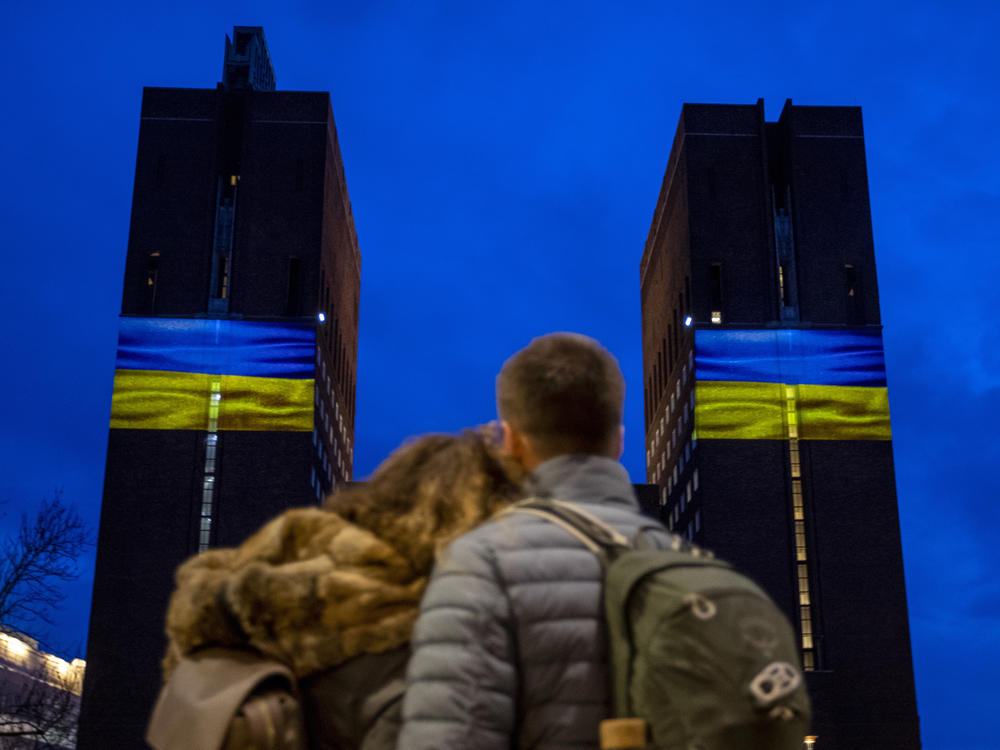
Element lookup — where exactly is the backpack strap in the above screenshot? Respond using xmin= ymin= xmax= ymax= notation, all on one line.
xmin=503 ymin=498 xmax=631 ymax=561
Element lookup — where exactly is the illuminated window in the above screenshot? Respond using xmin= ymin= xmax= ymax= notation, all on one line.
xmin=845 ymin=264 xmax=864 ymax=324
xmin=145 ymin=252 xmax=160 ymax=291
xmin=693 ymin=468 xmax=699 ymax=491
xmin=708 ymin=263 xmax=723 ymax=318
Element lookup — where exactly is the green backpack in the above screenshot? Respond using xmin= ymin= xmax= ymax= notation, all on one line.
xmin=511 ymin=498 xmax=811 ymax=750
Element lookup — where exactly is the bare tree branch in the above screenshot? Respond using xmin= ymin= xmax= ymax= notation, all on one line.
xmin=0 ymin=491 xmax=91 ymax=744
xmin=0 ymin=491 xmax=91 ymax=635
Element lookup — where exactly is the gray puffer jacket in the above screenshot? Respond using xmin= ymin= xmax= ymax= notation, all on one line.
xmin=397 ymin=454 xmax=668 ymax=750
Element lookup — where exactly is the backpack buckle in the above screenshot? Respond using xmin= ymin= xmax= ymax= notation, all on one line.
xmin=683 ymin=592 xmax=718 ymax=620
xmin=748 ymin=661 xmax=801 ymax=707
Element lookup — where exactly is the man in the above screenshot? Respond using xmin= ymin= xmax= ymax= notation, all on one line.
xmin=397 ymin=332 xmax=667 ymax=750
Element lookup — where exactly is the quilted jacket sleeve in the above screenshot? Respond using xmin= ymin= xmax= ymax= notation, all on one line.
xmin=396 ymin=527 xmax=516 ymax=750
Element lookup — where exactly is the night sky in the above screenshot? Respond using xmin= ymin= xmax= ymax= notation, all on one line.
xmin=1 ymin=3 xmax=997 ymax=749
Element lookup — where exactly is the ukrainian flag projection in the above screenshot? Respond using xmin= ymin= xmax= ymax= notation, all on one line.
xmin=694 ymin=329 xmax=891 ymax=440
xmin=110 ymin=318 xmax=315 ymax=432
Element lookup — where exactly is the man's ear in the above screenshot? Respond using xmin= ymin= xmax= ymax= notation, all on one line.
xmin=500 ymin=420 xmax=521 ymax=459
xmin=502 ymin=420 xmax=543 ymax=470
xmin=617 ymin=424 xmax=625 ymax=459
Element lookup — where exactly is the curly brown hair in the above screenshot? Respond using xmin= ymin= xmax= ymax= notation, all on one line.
xmin=325 ymin=429 xmax=526 ymax=574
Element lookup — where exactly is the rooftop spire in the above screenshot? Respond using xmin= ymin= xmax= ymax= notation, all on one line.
xmin=222 ymin=26 xmax=276 ymax=92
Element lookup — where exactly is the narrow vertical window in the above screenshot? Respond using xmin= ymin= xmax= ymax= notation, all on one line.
xmin=845 ymin=264 xmax=864 ymax=324
xmin=672 ymin=308 xmax=679 ymax=359
xmin=709 ymin=263 xmax=723 ymax=324
xmin=286 ymin=256 xmax=302 ymax=315
xmin=215 ymin=253 xmax=230 ymax=299
xmin=145 ymin=252 xmax=160 ymax=314
xmin=155 ymin=155 xmax=166 ymax=189
xmin=199 ymin=382 xmax=222 ymax=553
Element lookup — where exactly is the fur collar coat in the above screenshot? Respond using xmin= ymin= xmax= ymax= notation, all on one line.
xmin=163 ymin=507 xmax=426 ymax=680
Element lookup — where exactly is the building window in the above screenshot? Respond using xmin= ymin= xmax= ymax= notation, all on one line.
xmin=845 ymin=263 xmax=865 ymax=324
xmin=145 ymin=252 xmax=160 ymax=313
xmin=672 ymin=308 xmax=679 ymax=362
xmin=693 ymin=468 xmax=699 ymax=492
xmin=286 ymin=256 xmax=302 ymax=315
xmin=155 ymin=154 xmax=166 ymax=188
xmin=708 ymin=263 xmax=723 ymax=322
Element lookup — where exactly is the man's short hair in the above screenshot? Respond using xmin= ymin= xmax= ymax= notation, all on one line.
xmin=496 ymin=332 xmax=625 ymax=457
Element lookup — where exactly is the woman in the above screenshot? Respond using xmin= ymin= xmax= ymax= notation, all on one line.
xmin=149 ymin=429 xmax=523 ymax=750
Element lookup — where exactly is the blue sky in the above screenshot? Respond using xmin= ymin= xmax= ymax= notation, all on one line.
xmin=0 ymin=2 xmax=997 ymax=748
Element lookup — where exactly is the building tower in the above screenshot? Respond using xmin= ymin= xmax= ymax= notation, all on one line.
xmin=77 ymin=27 xmax=361 ymax=748
xmin=640 ymin=100 xmax=920 ymax=749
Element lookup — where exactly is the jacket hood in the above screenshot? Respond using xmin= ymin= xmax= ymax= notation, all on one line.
xmin=164 ymin=508 xmax=425 ymax=680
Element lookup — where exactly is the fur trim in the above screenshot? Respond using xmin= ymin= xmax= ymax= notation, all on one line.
xmin=164 ymin=508 xmax=425 ymax=679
